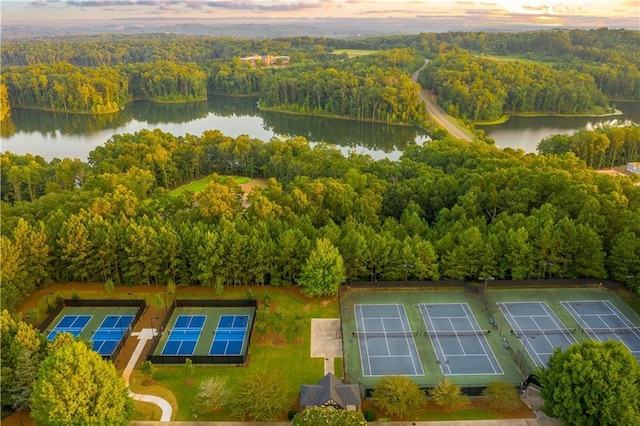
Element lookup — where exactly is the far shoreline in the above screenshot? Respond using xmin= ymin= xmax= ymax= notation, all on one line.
xmin=475 ymin=108 xmax=624 ymax=126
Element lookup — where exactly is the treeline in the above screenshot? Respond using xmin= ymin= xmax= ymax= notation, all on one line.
xmin=351 ymin=29 xmax=640 ymax=101
xmin=124 ymin=61 xmax=208 ymax=102
xmin=0 ymin=83 xmax=9 ymax=120
xmin=2 ymin=131 xmax=639 ymax=310
xmin=418 ymin=50 xmax=609 ymax=122
xmin=2 ymin=63 xmax=131 ymax=114
xmin=538 ymin=124 xmax=640 ymax=168
xmin=260 ymin=49 xmax=426 ymax=124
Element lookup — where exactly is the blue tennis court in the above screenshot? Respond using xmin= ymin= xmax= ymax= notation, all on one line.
xmin=420 ymin=303 xmax=503 ymax=375
xmin=47 ymin=315 xmax=92 ymax=341
xmin=91 ymin=315 xmax=134 ymax=356
xmin=499 ymin=301 xmax=577 ymax=367
xmin=563 ymin=300 xmax=640 ymax=361
xmin=162 ymin=315 xmax=206 ymax=356
xmin=210 ymin=315 xmax=249 ymax=355
xmin=355 ymin=304 xmax=424 ymax=377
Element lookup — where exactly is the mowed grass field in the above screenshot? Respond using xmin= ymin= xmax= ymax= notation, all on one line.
xmin=333 ymin=49 xmax=376 ymax=58
xmin=168 ymin=175 xmax=250 ymax=197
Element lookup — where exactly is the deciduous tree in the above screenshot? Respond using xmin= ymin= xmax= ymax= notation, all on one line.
xmin=372 ymin=375 xmax=426 ymax=419
xmin=539 ymin=340 xmax=640 ymax=426
xmin=30 ymin=339 xmax=133 ymax=425
xmin=298 ymin=237 xmax=345 ymax=297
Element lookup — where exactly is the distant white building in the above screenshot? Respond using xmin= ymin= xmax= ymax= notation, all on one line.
xmin=240 ymin=54 xmax=290 ymax=67
xmin=627 ymin=163 xmax=640 ymax=175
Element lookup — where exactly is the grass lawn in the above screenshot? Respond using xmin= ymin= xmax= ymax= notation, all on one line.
xmin=168 ymin=174 xmax=250 ymax=197
xmin=131 ymin=286 xmax=336 ymax=421
xmin=333 ymin=49 xmax=376 ymax=58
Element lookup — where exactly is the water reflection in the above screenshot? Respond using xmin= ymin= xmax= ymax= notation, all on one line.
xmin=1 ymin=95 xmax=429 ymax=161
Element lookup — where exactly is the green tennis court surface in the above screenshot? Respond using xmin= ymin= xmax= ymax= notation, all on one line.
xmin=340 ymin=286 xmax=640 ymax=391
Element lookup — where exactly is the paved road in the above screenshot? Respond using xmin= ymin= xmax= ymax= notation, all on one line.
xmin=411 ymin=60 xmax=474 ymax=142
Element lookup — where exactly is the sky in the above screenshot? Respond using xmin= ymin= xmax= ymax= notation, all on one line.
xmin=1 ymin=0 xmax=638 ymax=27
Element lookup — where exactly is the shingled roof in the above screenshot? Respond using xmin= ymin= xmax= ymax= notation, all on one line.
xmin=300 ymin=373 xmax=361 ymax=410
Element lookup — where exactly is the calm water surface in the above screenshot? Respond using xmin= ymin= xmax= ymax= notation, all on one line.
xmin=2 ymin=96 xmax=638 ymax=161
xmin=1 ymin=96 xmax=428 ymax=161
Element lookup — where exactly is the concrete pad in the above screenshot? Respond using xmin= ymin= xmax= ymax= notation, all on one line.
xmin=310 ymin=318 xmax=343 ymax=375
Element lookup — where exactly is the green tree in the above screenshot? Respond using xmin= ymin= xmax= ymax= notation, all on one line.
xmin=298 ymin=237 xmax=345 ymax=297
xmin=0 ymin=310 xmax=48 ymax=417
xmin=539 ymin=340 xmax=640 ymax=426
xmin=140 ymin=360 xmax=157 ymax=383
xmin=372 ymin=375 xmax=426 ymax=419
xmin=192 ymin=377 xmax=227 ymax=415
xmin=481 ymin=381 xmax=521 ymax=412
xmin=293 ymin=406 xmax=366 ymax=425
xmin=228 ymin=371 xmax=290 ymax=421
xmin=429 ymin=378 xmax=469 ymax=412
xmin=30 ymin=339 xmax=133 ymax=425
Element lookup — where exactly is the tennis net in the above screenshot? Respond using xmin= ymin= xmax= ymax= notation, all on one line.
xmin=352 ymin=331 xmax=418 ymax=338
xmin=583 ymin=327 xmax=640 ymax=335
xmin=425 ymin=329 xmax=490 ymax=337
xmin=511 ymin=328 xmax=576 ymax=337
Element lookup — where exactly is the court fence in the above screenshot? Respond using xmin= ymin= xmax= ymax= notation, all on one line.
xmin=38 ymin=299 xmax=147 ymax=361
xmin=146 ymin=298 xmax=257 ymax=365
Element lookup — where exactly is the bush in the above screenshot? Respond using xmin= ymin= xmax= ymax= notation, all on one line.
xmin=482 ymin=381 xmax=521 ymax=412
xmin=373 ymin=375 xmax=425 ymax=419
xmin=429 ymin=378 xmax=469 ymax=412
xmin=364 ymin=407 xmax=376 ymax=421
xmin=287 ymin=410 xmax=298 ymax=421
xmin=71 ymin=291 xmax=80 ymax=300
xmin=192 ymin=377 xmax=227 ymax=415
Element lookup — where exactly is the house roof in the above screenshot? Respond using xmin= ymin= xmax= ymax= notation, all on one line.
xmin=300 ymin=373 xmax=361 ymax=408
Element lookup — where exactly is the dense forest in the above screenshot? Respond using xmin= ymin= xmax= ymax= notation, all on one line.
xmin=2 ymin=130 xmax=639 ymax=312
xmin=418 ymin=50 xmax=609 ymax=121
xmin=1 ymin=29 xmax=638 ymax=122
xmin=538 ymin=125 xmax=640 ymax=168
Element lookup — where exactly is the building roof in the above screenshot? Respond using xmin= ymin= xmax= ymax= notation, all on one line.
xmin=300 ymin=373 xmax=361 ymax=408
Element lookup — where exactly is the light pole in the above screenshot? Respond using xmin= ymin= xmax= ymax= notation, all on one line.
xmin=45 ymin=292 xmax=54 ymax=313
xmin=150 ymin=316 xmax=159 ymax=337
xmin=403 ymin=264 xmax=414 ymax=281
xmin=627 ymin=275 xmax=636 ymax=295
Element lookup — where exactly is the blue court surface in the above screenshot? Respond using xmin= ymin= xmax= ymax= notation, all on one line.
xmin=91 ymin=315 xmax=135 ymax=356
xmin=420 ymin=303 xmax=503 ymax=375
xmin=47 ymin=315 xmax=92 ymax=341
xmin=162 ymin=315 xmax=206 ymax=356
xmin=498 ymin=301 xmax=577 ymax=367
xmin=355 ymin=304 xmax=424 ymax=377
xmin=210 ymin=315 xmax=249 ymax=355
xmin=562 ymin=300 xmax=640 ymax=361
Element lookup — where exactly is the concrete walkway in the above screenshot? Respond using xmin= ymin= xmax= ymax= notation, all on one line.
xmin=124 ymin=328 xmax=173 ymax=422
xmin=310 ymin=318 xmax=343 ymax=375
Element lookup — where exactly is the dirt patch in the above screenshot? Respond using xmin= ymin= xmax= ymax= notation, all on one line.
xmin=239 ymin=177 xmax=267 ymax=194
xmin=183 ymin=378 xmax=195 ymax=387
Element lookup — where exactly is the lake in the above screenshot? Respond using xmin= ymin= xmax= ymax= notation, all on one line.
xmin=1 ymin=96 xmax=638 ymax=161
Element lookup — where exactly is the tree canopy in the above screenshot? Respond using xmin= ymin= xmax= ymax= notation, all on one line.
xmin=30 ymin=338 xmax=134 ymax=426
xmin=292 ymin=407 xmax=366 ymax=426
xmin=372 ymin=375 xmax=426 ymax=419
xmin=539 ymin=340 xmax=640 ymax=426
xmin=228 ymin=371 xmax=291 ymax=422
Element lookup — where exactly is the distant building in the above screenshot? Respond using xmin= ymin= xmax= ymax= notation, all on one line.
xmin=299 ymin=373 xmax=361 ymax=412
xmin=627 ymin=162 xmax=640 ymax=175
xmin=240 ymin=54 xmax=290 ymax=67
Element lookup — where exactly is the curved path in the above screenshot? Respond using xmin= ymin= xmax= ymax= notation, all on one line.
xmin=123 ymin=329 xmax=173 ymax=422
xmin=412 ymin=60 xmax=474 ymax=142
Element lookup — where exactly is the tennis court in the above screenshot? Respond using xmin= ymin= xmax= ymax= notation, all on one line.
xmin=161 ymin=315 xmax=206 ymax=356
xmin=563 ymin=300 xmax=640 ymax=361
xmin=91 ymin=315 xmax=135 ymax=356
xmin=355 ymin=304 xmax=424 ymax=376
xmin=498 ymin=301 xmax=577 ymax=367
xmin=47 ymin=315 xmax=92 ymax=340
xmin=210 ymin=315 xmax=249 ymax=355
xmin=419 ymin=303 xmax=503 ymax=375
